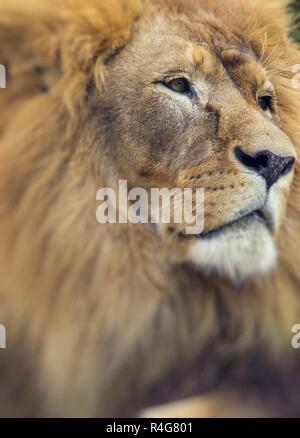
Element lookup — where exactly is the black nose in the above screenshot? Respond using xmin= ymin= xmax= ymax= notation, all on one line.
xmin=234 ymin=147 xmax=295 ymax=189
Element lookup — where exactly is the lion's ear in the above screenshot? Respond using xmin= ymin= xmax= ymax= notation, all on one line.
xmin=0 ymin=1 xmax=62 ymax=95
xmin=0 ymin=0 xmax=141 ymax=97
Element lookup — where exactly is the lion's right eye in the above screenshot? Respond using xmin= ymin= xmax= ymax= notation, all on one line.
xmin=164 ymin=78 xmax=192 ymax=95
xmin=258 ymin=95 xmax=273 ymax=112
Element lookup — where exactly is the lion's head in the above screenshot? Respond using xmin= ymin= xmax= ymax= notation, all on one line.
xmin=97 ymin=1 xmax=297 ymax=283
xmin=0 ymin=0 xmax=298 ymax=287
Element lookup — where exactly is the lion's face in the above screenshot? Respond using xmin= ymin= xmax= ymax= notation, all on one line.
xmin=99 ymin=11 xmax=296 ymax=283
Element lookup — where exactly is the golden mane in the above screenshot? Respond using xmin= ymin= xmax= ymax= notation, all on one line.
xmin=0 ymin=0 xmax=300 ymax=416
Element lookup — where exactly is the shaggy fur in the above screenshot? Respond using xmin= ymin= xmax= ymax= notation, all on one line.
xmin=1 ymin=0 xmax=300 ymax=417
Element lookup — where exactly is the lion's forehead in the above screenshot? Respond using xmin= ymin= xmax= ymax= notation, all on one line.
xmin=132 ymin=13 xmax=266 ymax=92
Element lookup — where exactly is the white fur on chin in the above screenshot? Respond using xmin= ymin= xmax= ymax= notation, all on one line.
xmin=187 ymin=219 xmax=278 ymax=285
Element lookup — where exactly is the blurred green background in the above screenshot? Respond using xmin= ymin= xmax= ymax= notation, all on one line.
xmin=292 ymin=0 xmax=300 ymax=41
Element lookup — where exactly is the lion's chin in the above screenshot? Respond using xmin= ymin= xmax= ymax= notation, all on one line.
xmin=186 ymin=215 xmax=278 ymax=285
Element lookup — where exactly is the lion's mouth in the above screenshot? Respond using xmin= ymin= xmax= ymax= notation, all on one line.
xmin=201 ymin=209 xmax=273 ymax=240
xmin=174 ymin=208 xmax=274 ymax=241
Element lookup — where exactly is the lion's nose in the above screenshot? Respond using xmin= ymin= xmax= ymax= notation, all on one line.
xmin=234 ymin=147 xmax=295 ymax=189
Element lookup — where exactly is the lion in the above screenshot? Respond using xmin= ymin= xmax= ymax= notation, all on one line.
xmin=1 ymin=0 xmax=300 ymax=417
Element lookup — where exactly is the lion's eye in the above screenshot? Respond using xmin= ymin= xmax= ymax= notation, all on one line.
xmin=258 ymin=95 xmax=273 ymax=112
xmin=164 ymin=78 xmax=192 ymax=95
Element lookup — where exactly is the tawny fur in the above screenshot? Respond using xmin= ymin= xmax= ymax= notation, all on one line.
xmin=0 ymin=0 xmax=300 ymax=417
